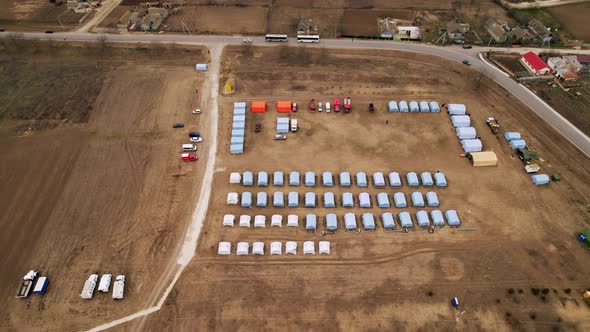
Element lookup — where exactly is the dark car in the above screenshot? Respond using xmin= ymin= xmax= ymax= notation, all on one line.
xmin=462 ymin=45 xmax=472 ymax=49
xmin=45 ymin=30 xmax=54 ymax=34
xmin=188 ymin=131 xmax=201 ymax=138
xmin=0 ymin=28 xmax=5 ymax=32
xmin=462 ymin=60 xmax=471 ymax=66
xmin=368 ymin=103 xmax=375 ymax=112
xmin=255 ymin=122 xmax=261 ymax=133
xmin=172 ymin=123 xmax=185 ymax=128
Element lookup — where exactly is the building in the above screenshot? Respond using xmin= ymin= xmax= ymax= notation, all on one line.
xmin=577 ymin=55 xmax=590 ymax=65
xmin=520 ymin=52 xmax=550 ymax=75
xmin=486 ymin=21 xmax=509 ymax=43
xmin=547 ymin=56 xmax=582 ymax=80
xmin=510 ymin=27 xmax=532 ymax=43
xmin=396 ymin=26 xmax=421 ymax=40
xmin=528 ymin=19 xmax=550 ymax=40
xmin=444 ymin=21 xmax=470 ymax=40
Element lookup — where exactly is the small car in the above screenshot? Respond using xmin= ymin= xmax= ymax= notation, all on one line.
xmin=192 ymin=109 xmax=201 ymax=114
xmin=462 ymin=45 xmax=472 ymax=49
xmin=190 ymin=137 xmax=203 ymax=143
xmin=318 ymin=102 xmax=323 ymax=112
xmin=368 ymin=103 xmax=375 ymax=112
xmin=462 ymin=60 xmax=472 ymax=66
xmin=255 ymin=122 xmax=261 ymax=133
xmin=173 ymin=123 xmax=185 ymax=128
xmin=326 ymin=102 xmax=331 ymax=113
xmin=243 ymin=37 xmax=253 ymax=43
xmin=188 ymin=131 xmax=201 ymax=138
xmin=291 ymin=102 xmax=298 ymax=112
xmin=45 ymin=30 xmax=54 ymax=34
xmin=274 ymin=134 xmax=287 ymax=140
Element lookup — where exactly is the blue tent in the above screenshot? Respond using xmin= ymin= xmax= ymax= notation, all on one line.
xmin=305 ymin=192 xmax=316 ymax=207
xmin=273 ymin=192 xmax=284 ymax=207
xmin=416 ymin=210 xmax=430 ymax=227
xmin=231 ymin=129 xmax=245 ymax=137
xmin=510 ymin=139 xmax=526 ymax=150
xmin=373 ymin=172 xmax=386 ymax=187
xmin=381 ymin=212 xmax=395 ymax=228
xmin=362 ymin=213 xmax=376 ymax=230
xmin=388 ymin=101 xmax=399 ymax=112
xmin=393 ymin=192 xmax=407 ymax=208
xmin=342 ymin=192 xmax=354 ymax=208
xmin=231 ymin=136 xmax=244 ymax=145
xmin=233 ymin=108 xmax=246 ymax=115
xmin=288 ymin=192 xmax=299 ymax=207
xmin=445 ymin=210 xmax=461 ymax=226
xmin=256 ymin=192 xmax=267 ymax=207
xmin=434 ymin=172 xmax=447 ymax=187
xmin=411 ymin=192 xmax=425 ymax=207
xmin=339 ymin=172 xmax=351 ymax=187
xmin=304 ymin=172 xmax=316 ymax=187
xmin=243 ymin=171 xmax=254 ymax=186
xmin=429 ymin=101 xmax=441 ymax=112
xmin=419 ymin=101 xmax=430 ymax=112
xmin=233 ymin=114 xmax=246 ymax=122
xmin=420 ymin=172 xmax=434 ymax=186
xmin=232 ymin=122 xmax=245 ymax=130
xmin=324 ymin=192 xmax=336 ymax=208
xmin=234 ymin=101 xmax=246 ymax=109
xmin=326 ymin=213 xmax=338 ymax=230
xmin=344 ymin=213 xmax=357 ymax=230
xmin=504 ymin=132 xmax=521 ymax=141
xmin=377 ymin=192 xmax=390 ymax=208
xmin=426 ymin=191 xmax=439 ymax=207
xmin=306 ymin=214 xmax=317 ymax=230
xmin=229 ymin=144 xmax=244 ymax=154
xmin=430 ymin=210 xmax=445 ymax=226
xmin=289 ymin=171 xmax=300 ymax=186
xmin=359 ymin=192 xmax=371 ymax=208
xmin=388 ymin=172 xmax=402 ymax=187
xmin=409 ymin=101 xmax=419 ymax=112
xmin=399 ymin=100 xmax=409 ymax=112
xmin=322 ymin=172 xmax=334 ymax=186
xmin=257 ymin=171 xmax=268 ymax=186
xmin=406 ymin=172 xmax=419 ymax=187
xmin=241 ymin=192 xmax=252 ymax=208
xmin=398 ymin=212 xmax=413 ymax=228
xmin=273 ymin=171 xmax=284 ymax=186
xmin=531 ymin=174 xmax=550 ymax=186
xmin=356 ymin=172 xmax=368 ymax=187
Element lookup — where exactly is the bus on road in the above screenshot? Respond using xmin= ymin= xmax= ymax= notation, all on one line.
xmin=296 ymin=35 xmax=320 ymax=43
xmin=265 ymin=34 xmax=288 ymax=42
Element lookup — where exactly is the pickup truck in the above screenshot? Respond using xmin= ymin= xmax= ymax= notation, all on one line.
xmin=16 ymin=270 xmax=38 ymax=298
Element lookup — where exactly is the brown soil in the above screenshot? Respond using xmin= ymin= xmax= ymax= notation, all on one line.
xmin=548 ymin=3 xmax=590 ymax=41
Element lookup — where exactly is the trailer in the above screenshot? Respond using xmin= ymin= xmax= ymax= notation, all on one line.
xmin=344 ymin=97 xmax=351 ymax=112
xmin=112 ymin=275 xmax=125 ymax=300
xmin=81 ymin=274 xmax=99 ymax=299
xmin=16 ymin=270 xmax=38 ymax=298
xmin=33 ymin=276 xmax=49 ymax=295
xmin=98 ymin=274 xmax=112 ymax=293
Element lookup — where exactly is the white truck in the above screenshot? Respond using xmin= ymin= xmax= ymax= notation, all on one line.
xmin=98 ymin=274 xmax=112 ymax=293
xmin=16 ymin=270 xmax=38 ymax=298
xmin=112 ymin=275 xmax=125 ymax=300
xmin=290 ymin=119 xmax=298 ymax=132
xmin=81 ymin=274 xmax=99 ymax=299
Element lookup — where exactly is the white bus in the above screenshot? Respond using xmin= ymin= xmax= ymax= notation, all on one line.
xmin=296 ymin=35 xmax=320 ymax=43
xmin=265 ymin=34 xmax=288 ymax=42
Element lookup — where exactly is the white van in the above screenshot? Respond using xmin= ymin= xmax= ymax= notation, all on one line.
xmin=182 ymin=144 xmax=197 ymax=151
xmin=326 ymin=102 xmax=331 ymax=113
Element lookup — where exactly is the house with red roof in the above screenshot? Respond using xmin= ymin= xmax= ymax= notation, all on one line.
xmin=520 ymin=52 xmax=550 ymax=75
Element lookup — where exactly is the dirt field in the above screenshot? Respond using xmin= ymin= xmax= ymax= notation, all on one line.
xmin=548 ymin=3 xmax=590 ymax=41
xmin=123 ymin=46 xmax=590 ymax=330
xmin=163 ymin=6 xmax=267 ymax=34
xmin=0 ymin=41 xmax=210 ymax=330
xmin=0 ymin=0 xmax=87 ymax=30
xmin=342 ymin=9 xmax=413 ymax=36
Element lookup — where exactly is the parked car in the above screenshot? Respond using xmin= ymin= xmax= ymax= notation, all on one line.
xmin=173 ymin=123 xmax=185 ymax=128
xmin=182 ymin=144 xmax=197 ymax=151
xmin=368 ymin=103 xmax=375 ymax=112
xmin=0 ymin=27 xmax=5 ymax=32
xmin=291 ymin=102 xmax=298 ymax=112
xmin=462 ymin=60 xmax=471 ymax=66
xmin=190 ymin=137 xmax=203 ymax=143
xmin=318 ymin=102 xmax=323 ymax=112
xmin=181 ymin=153 xmax=198 ymax=161
xmin=326 ymin=102 xmax=331 ymax=113
xmin=188 ymin=131 xmax=200 ymax=138
xmin=274 ymin=134 xmax=287 ymax=140
xmin=255 ymin=122 xmax=261 ymax=133
xmin=462 ymin=45 xmax=472 ymax=49
xmin=45 ymin=30 xmax=54 ymax=34
xmin=192 ymin=109 xmax=201 ymax=114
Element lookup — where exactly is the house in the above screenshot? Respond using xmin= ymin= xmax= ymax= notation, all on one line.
xmin=528 ymin=19 xmax=550 ymax=40
xmin=486 ymin=21 xmax=509 ymax=43
xmin=520 ymin=52 xmax=550 ymax=75
xmin=510 ymin=27 xmax=532 ymax=42
xmin=396 ymin=26 xmax=421 ymax=40
xmin=117 ymin=11 xmax=132 ymax=29
xmin=547 ymin=56 xmax=582 ymax=80
xmin=577 ymin=55 xmax=590 ymax=65
xmin=444 ymin=21 xmax=470 ymax=40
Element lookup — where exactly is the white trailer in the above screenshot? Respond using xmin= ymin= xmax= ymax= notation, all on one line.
xmin=290 ymin=119 xmax=298 ymax=132
xmin=98 ymin=274 xmax=112 ymax=293
xmin=80 ymin=274 xmax=99 ymax=299
xmin=112 ymin=275 xmax=125 ymax=300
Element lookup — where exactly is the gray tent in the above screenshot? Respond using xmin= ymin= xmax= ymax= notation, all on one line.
xmin=273 ymin=192 xmax=284 ymax=207
xmin=305 ymin=192 xmax=316 ymax=208
xmin=393 ymin=192 xmax=407 ymax=208
xmin=241 ymin=192 xmax=252 ymax=208
xmin=356 ymin=172 xmax=368 ymax=187
xmin=377 ymin=192 xmax=390 ymax=208
xmin=288 ymin=192 xmax=299 ymax=207
xmin=411 ymin=192 xmax=425 ymax=207
xmin=304 ymin=172 xmax=316 ymax=187
xmin=289 ymin=171 xmax=300 ymax=186
xmin=323 ymin=192 xmax=336 ymax=208
xmin=398 ymin=212 xmax=413 ymax=228
xmin=344 ymin=213 xmax=357 ymax=230
xmin=419 ymin=101 xmax=430 ymax=112
xmin=339 ymin=172 xmax=351 ymax=187
xmin=430 ymin=210 xmax=445 ymax=226
xmin=362 ymin=213 xmax=376 ymax=230
xmin=416 ymin=210 xmax=430 ymax=227
xmin=359 ymin=192 xmax=371 ymax=208
xmin=381 ymin=212 xmax=395 ymax=229
xmin=426 ymin=191 xmax=439 ymax=207
xmin=409 ymin=101 xmax=419 ymax=112
xmin=306 ymin=214 xmax=317 ymax=230
xmin=342 ymin=192 xmax=354 ymax=208
xmin=273 ymin=171 xmax=284 ymax=186
xmin=256 ymin=192 xmax=267 ymax=207
xmin=373 ymin=172 xmax=386 ymax=187
xmin=445 ymin=210 xmax=461 ymax=226
xmin=322 ymin=172 xmax=334 ymax=186
xmin=326 ymin=213 xmax=338 ymax=230
xmin=399 ymin=100 xmax=409 ymax=112
xmin=257 ymin=171 xmax=268 ymax=186
xmin=388 ymin=172 xmax=402 ymax=187
xmin=420 ymin=172 xmax=434 ymax=187
xmin=243 ymin=171 xmax=254 ymax=186
xmin=434 ymin=172 xmax=447 ymax=187
xmin=406 ymin=172 xmax=419 ymax=187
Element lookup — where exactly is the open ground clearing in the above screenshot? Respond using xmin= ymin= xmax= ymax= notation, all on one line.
xmin=126 ymin=46 xmax=590 ymax=330
xmin=0 ymin=41 xmax=210 ymax=330
xmin=0 ymin=0 xmax=89 ymax=31
xmin=548 ymin=3 xmax=590 ymax=41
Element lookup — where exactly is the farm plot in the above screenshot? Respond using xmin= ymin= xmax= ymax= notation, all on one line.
xmin=548 ymin=3 xmax=590 ymax=41
xmin=163 ymin=6 xmax=267 ymax=34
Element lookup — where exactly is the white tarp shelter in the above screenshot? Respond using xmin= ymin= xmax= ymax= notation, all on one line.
xmin=419 ymin=101 xmax=430 ymax=112
xmin=305 ymin=192 xmax=316 ymax=208
xmin=406 ymin=172 xmax=419 ymax=187
xmin=434 ymin=172 xmax=447 ymax=187
xmin=456 ymin=127 xmax=477 ymax=140
xmin=426 ymin=191 xmax=439 ymax=207
xmin=377 ymin=192 xmax=390 ymax=208
xmin=398 ymin=212 xmax=413 ymax=228
xmin=306 ymin=214 xmax=317 ymax=230
xmin=388 ymin=172 xmax=402 ymax=187
xmin=236 ymin=242 xmax=249 ymax=255
xmin=318 ymin=241 xmax=330 ymax=255
xmin=510 ymin=139 xmax=526 ymax=150
xmin=322 ymin=172 xmax=334 ymax=186
xmin=285 ymin=241 xmax=297 ymax=255
xmin=288 ymin=192 xmax=299 ymax=207
xmin=447 ymin=104 xmax=466 ymax=115
xmin=270 ymin=241 xmax=282 ymax=255
xmin=373 ymin=172 xmax=386 ymax=187
xmin=342 ymin=192 xmax=354 ymax=207
xmin=445 ymin=210 xmax=461 ymax=226
xmin=326 ymin=214 xmax=338 ymax=230
xmin=273 ymin=171 xmax=284 ymax=186
xmin=362 ymin=213 xmax=376 ymax=230
xmin=452 ymin=115 xmax=471 ymax=128
xmin=254 ymin=215 xmax=266 ymax=228
xmin=239 ymin=215 xmax=251 ymax=227
xmin=359 ymin=192 xmax=371 ymax=208
xmin=273 ymin=192 xmax=284 ymax=207
xmin=227 ymin=192 xmax=238 ymax=205
xmin=504 ymin=132 xmax=521 ymax=141
xmin=303 ymin=241 xmax=315 ymax=255
xmin=344 ymin=213 xmax=357 ymax=230
xmin=289 ymin=171 xmax=300 ymax=186
xmin=252 ymin=242 xmax=264 ymax=255
xmin=531 ymin=174 xmax=550 ymax=186
xmin=340 ymin=172 xmax=351 ymax=187
xmin=218 ymin=242 xmax=231 ymax=255
xmin=416 ymin=210 xmax=430 ymax=227
xmin=381 ymin=212 xmax=395 ymax=228
xmin=409 ymin=101 xmax=419 ymax=112
xmin=287 ymin=214 xmax=299 ymax=227
xmin=461 ymin=139 xmax=483 ymax=153
xmin=256 ymin=192 xmax=267 ymax=207
xmin=324 ymin=192 xmax=336 ymax=208
xmin=305 ymin=172 xmax=316 ymax=187
xmin=229 ymin=172 xmax=241 ymax=184
xmin=258 ymin=171 xmax=269 ymax=186
xmin=241 ymin=192 xmax=252 ymax=208
xmin=431 ymin=210 xmax=445 ymax=226
xmin=393 ymin=192 xmax=407 ymax=208
xmin=223 ymin=214 xmax=235 ymax=227
xmin=388 ymin=101 xmax=399 ymax=112
xmin=420 ymin=172 xmax=434 ymax=186
xmin=271 ymin=214 xmax=283 ymax=227
xmin=356 ymin=172 xmax=368 ymax=187
xmin=411 ymin=192 xmax=425 ymax=207
xmin=399 ymin=100 xmax=409 ymax=112
xmin=429 ymin=101 xmax=441 ymax=112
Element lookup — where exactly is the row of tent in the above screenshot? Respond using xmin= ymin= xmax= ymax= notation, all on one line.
xmin=229 ymin=171 xmax=447 ymax=188
xmin=218 ymin=241 xmax=331 ymax=255
xmin=226 ymin=191 xmax=440 ymax=208
xmin=222 ymin=210 xmax=461 ymax=230
xmin=447 ymin=104 xmax=483 ymax=154
xmin=230 ymin=102 xmax=247 ymax=154
xmin=388 ymin=100 xmax=441 ymax=113
xmin=277 ymin=117 xmax=289 ymax=133
xmin=504 ymin=131 xmax=527 ymax=150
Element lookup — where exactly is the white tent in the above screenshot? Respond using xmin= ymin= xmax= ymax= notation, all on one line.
xmin=288 ymin=192 xmax=299 ymax=207
xmin=241 ymin=192 xmax=252 ymax=208
xmin=236 ymin=242 xmax=249 ymax=255
xmin=388 ymin=101 xmax=399 ymax=112
xmin=322 ymin=172 xmax=334 ymax=186
xmin=406 ymin=172 xmax=419 ymax=187
xmin=447 ymin=103 xmax=466 ymax=115
xmin=461 ymin=139 xmax=483 ymax=153
xmin=426 ymin=191 xmax=439 ymax=207
xmin=285 ymin=241 xmax=297 ymax=255
xmin=398 ymin=212 xmax=413 ymax=228
xmin=289 ymin=171 xmax=300 ymax=186
xmin=429 ymin=101 xmax=441 ymax=112
xmin=270 ymin=241 xmax=282 ymax=255
xmin=416 ymin=211 xmax=430 ymax=227
xmin=227 ymin=192 xmax=238 ymax=205
xmin=252 ymin=242 xmax=264 ymax=255
xmin=229 ymin=172 xmax=241 ymax=184
xmin=305 ymin=192 xmax=316 ymax=208
xmin=434 ymin=172 xmax=448 ymax=187
xmin=419 ymin=101 xmax=430 ymax=112
xmin=452 ymin=115 xmax=471 ymax=128
xmin=256 ymin=192 xmax=268 ymax=207
xmin=257 ymin=171 xmax=269 ymax=186
xmin=411 ymin=192 xmax=425 ymax=207
xmin=344 ymin=213 xmax=357 ymax=230
xmin=223 ymin=214 xmax=235 ymax=227
xmin=399 ymin=100 xmax=409 ymax=112
xmin=356 ymin=172 xmax=368 ymax=187
xmin=388 ymin=172 xmax=402 ymax=187
xmin=303 ymin=241 xmax=315 ymax=255
xmin=273 ymin=192 xmax=285 ymax=207
xmin=420 ymin=172 xmax=434 ymax=187
xmin=373 ymin=172 xmax=386 ymax=187
xmin=271 ymin=214 xmax=283 ymax=227
xmin=409 ymin=101 xmax=419 ymax=112
xmin=304 ymin=172 xmax=316 ymax=186
xmin=456 ymin=127 xmax=477 ymax=140
xmin=218 ymin=242 xmax=231 ymax=255
xmin=273 ymin=171 xmax=284 ymax=186
xmin=306 ymin=214 xmax=317 ymax=230
xmin=323 ymin=192 xmax=336 ymax=208
xmin=377 ymin=192 xmax=390 ymax=208
xmin=239 ymin=215 xmax=251 ymax=227
xmin=254 ymin=215 xmax=266 ymax=228
xmin=342 ymin=192 xmax=354 ymax=207
xmin=242 ymin=171 xmax=254 ymax=186
xmin=339 ymin=172 xmax=352 ymax=187
xmin=287 ymin=214 xmax=299 ymax=227
xmin=393 ymin=192 xmax=407 ymax=208
xmin=318 ymin=241 xmax=331 ymax=255
xmin=359 ymin=192 xmax=371 ymax=208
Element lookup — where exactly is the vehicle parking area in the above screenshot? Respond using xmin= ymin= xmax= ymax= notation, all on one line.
xmin=136 ymin=46 xmax=590 ymax=330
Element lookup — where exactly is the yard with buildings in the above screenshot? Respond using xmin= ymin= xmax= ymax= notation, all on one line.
xmin=0 ymin=0 xmax=96 ymax=31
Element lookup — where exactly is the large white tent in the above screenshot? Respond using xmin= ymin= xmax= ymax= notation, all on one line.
xmin=411 ymin=192 xmax=425 ymax=207
xmin=342 ymin=192 xmax=354 ymax=208
xmin=252 ymin=242 xmax=264 ymax=255
xmin=362 ymin=213 xmax=376 ymax=230
xmin=406 ymin=172 xmax=419 ymax=187
xmin=236 ymin=242 xmax=249 ymax=255
xmin=303 ymin=241 xmax=315 ymax=255
xmin=359 ymin=192 xmax=371 ymax=208
xmin=285 ymin=241 xmax=297 ymax=255
xmin=241 ymin=192 xmax=252 ymax=208
xmin=304 ymin=172 xmax=316 ymax=187
xmin=420 ymin=172 xmax=434 ymax=186
xmin=322 ymin=172 xmax=334 ymax=186
xmin=305 ymin=192 xmax=316 ymax=208
xmin=456 ymin=127 xmax=477 ymax=140
xmin=273 ymin=171 xmax=284 ymax=186
xmin=239 ymin=215 xmax=251 ymax=227
xmin=256 ymin=192 xmax=268 ymax=207
xmin=324 ymin=192 xmax=336 ymax=208
xmin=344 ymin=213 xmax=357 ymax=230
xmin=416 ymin=210 xmax=430 ymax=227
xmin=447 ymin=103 xmax=466 ymax=115
xmin=218 ymin=242 xmax=231 ymax=255
xmin=430 ymin=210 xmax=445 ymax=226
xmin=289 ymin=171 xmax=300 ymax=186
xmin=288 ymin=192 xmax=299 ymax=207
xmin=326 ymin=213 xmax=338 ymax=230
xmin=461 ymin=139 xmax=483 ymax=153
xmin=223 ymin=214 xmax=235 ymax=227
xmin=306 ymin=214 xmax=317 ymax=230
xmin=452 ymin=115 xmax=471 ymax=128
xmin=434 ymin=172 xmax=448 ymax=187
xmin=270 ymin=241 xmax=282 ymax=255
xmin=426 ymin=191 xmax=439 ymax=207
xmin=445 ymin=210 xmax=461 ymax=226
xmin=229 ymin=172 xmax=241 ymax=184
xmin=318 ymin=241 xmax=331 ymax=255
xmin=356 ymin=172 xmax=368 ymax=187
xmin=227 ymin=192 xmax=238 ymax=205
xmin=339 ymin=172 xmax=351 ymax=187
xmin=419 ymin=101 xmax=430 ymax=112
xmin=273 ymin=191 xmax=285 ymax=207
xmin=271 ymin=214 xmax=283 ymax=227
xmin=388 ymin=172 xmax=402 ymax=187
xmin=257 ymin=171 xmax=268 ymax=186
xmin=373 ymin=172 xmax=386 ymax=187
xmin=381 ymin=212 xmax=395 ymax=229
xmin=377 ymin=192 xmax=390 ymax=208
xmin=243 ymin=171 xmax=254 ymax=186
xmin=254 ymin=215 xmax=266 ymax=228
xmin=398 ymin=212 xmax=413 ymax=228
xmin=287 ymin=214 xmax=299 ymax=227
xmin=393 ymin=192 xmax=407 ymax=208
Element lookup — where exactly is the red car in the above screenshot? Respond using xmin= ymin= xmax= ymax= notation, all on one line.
xmin=333 ymin=98 xmax=341 ymax=113
xmin=292 ymin=102 xmax=298 ymax=112
xmin=181 ymin=153 xmax=198 ymax=161
xmin=309 ymin=99 xmax=316 ymax=112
